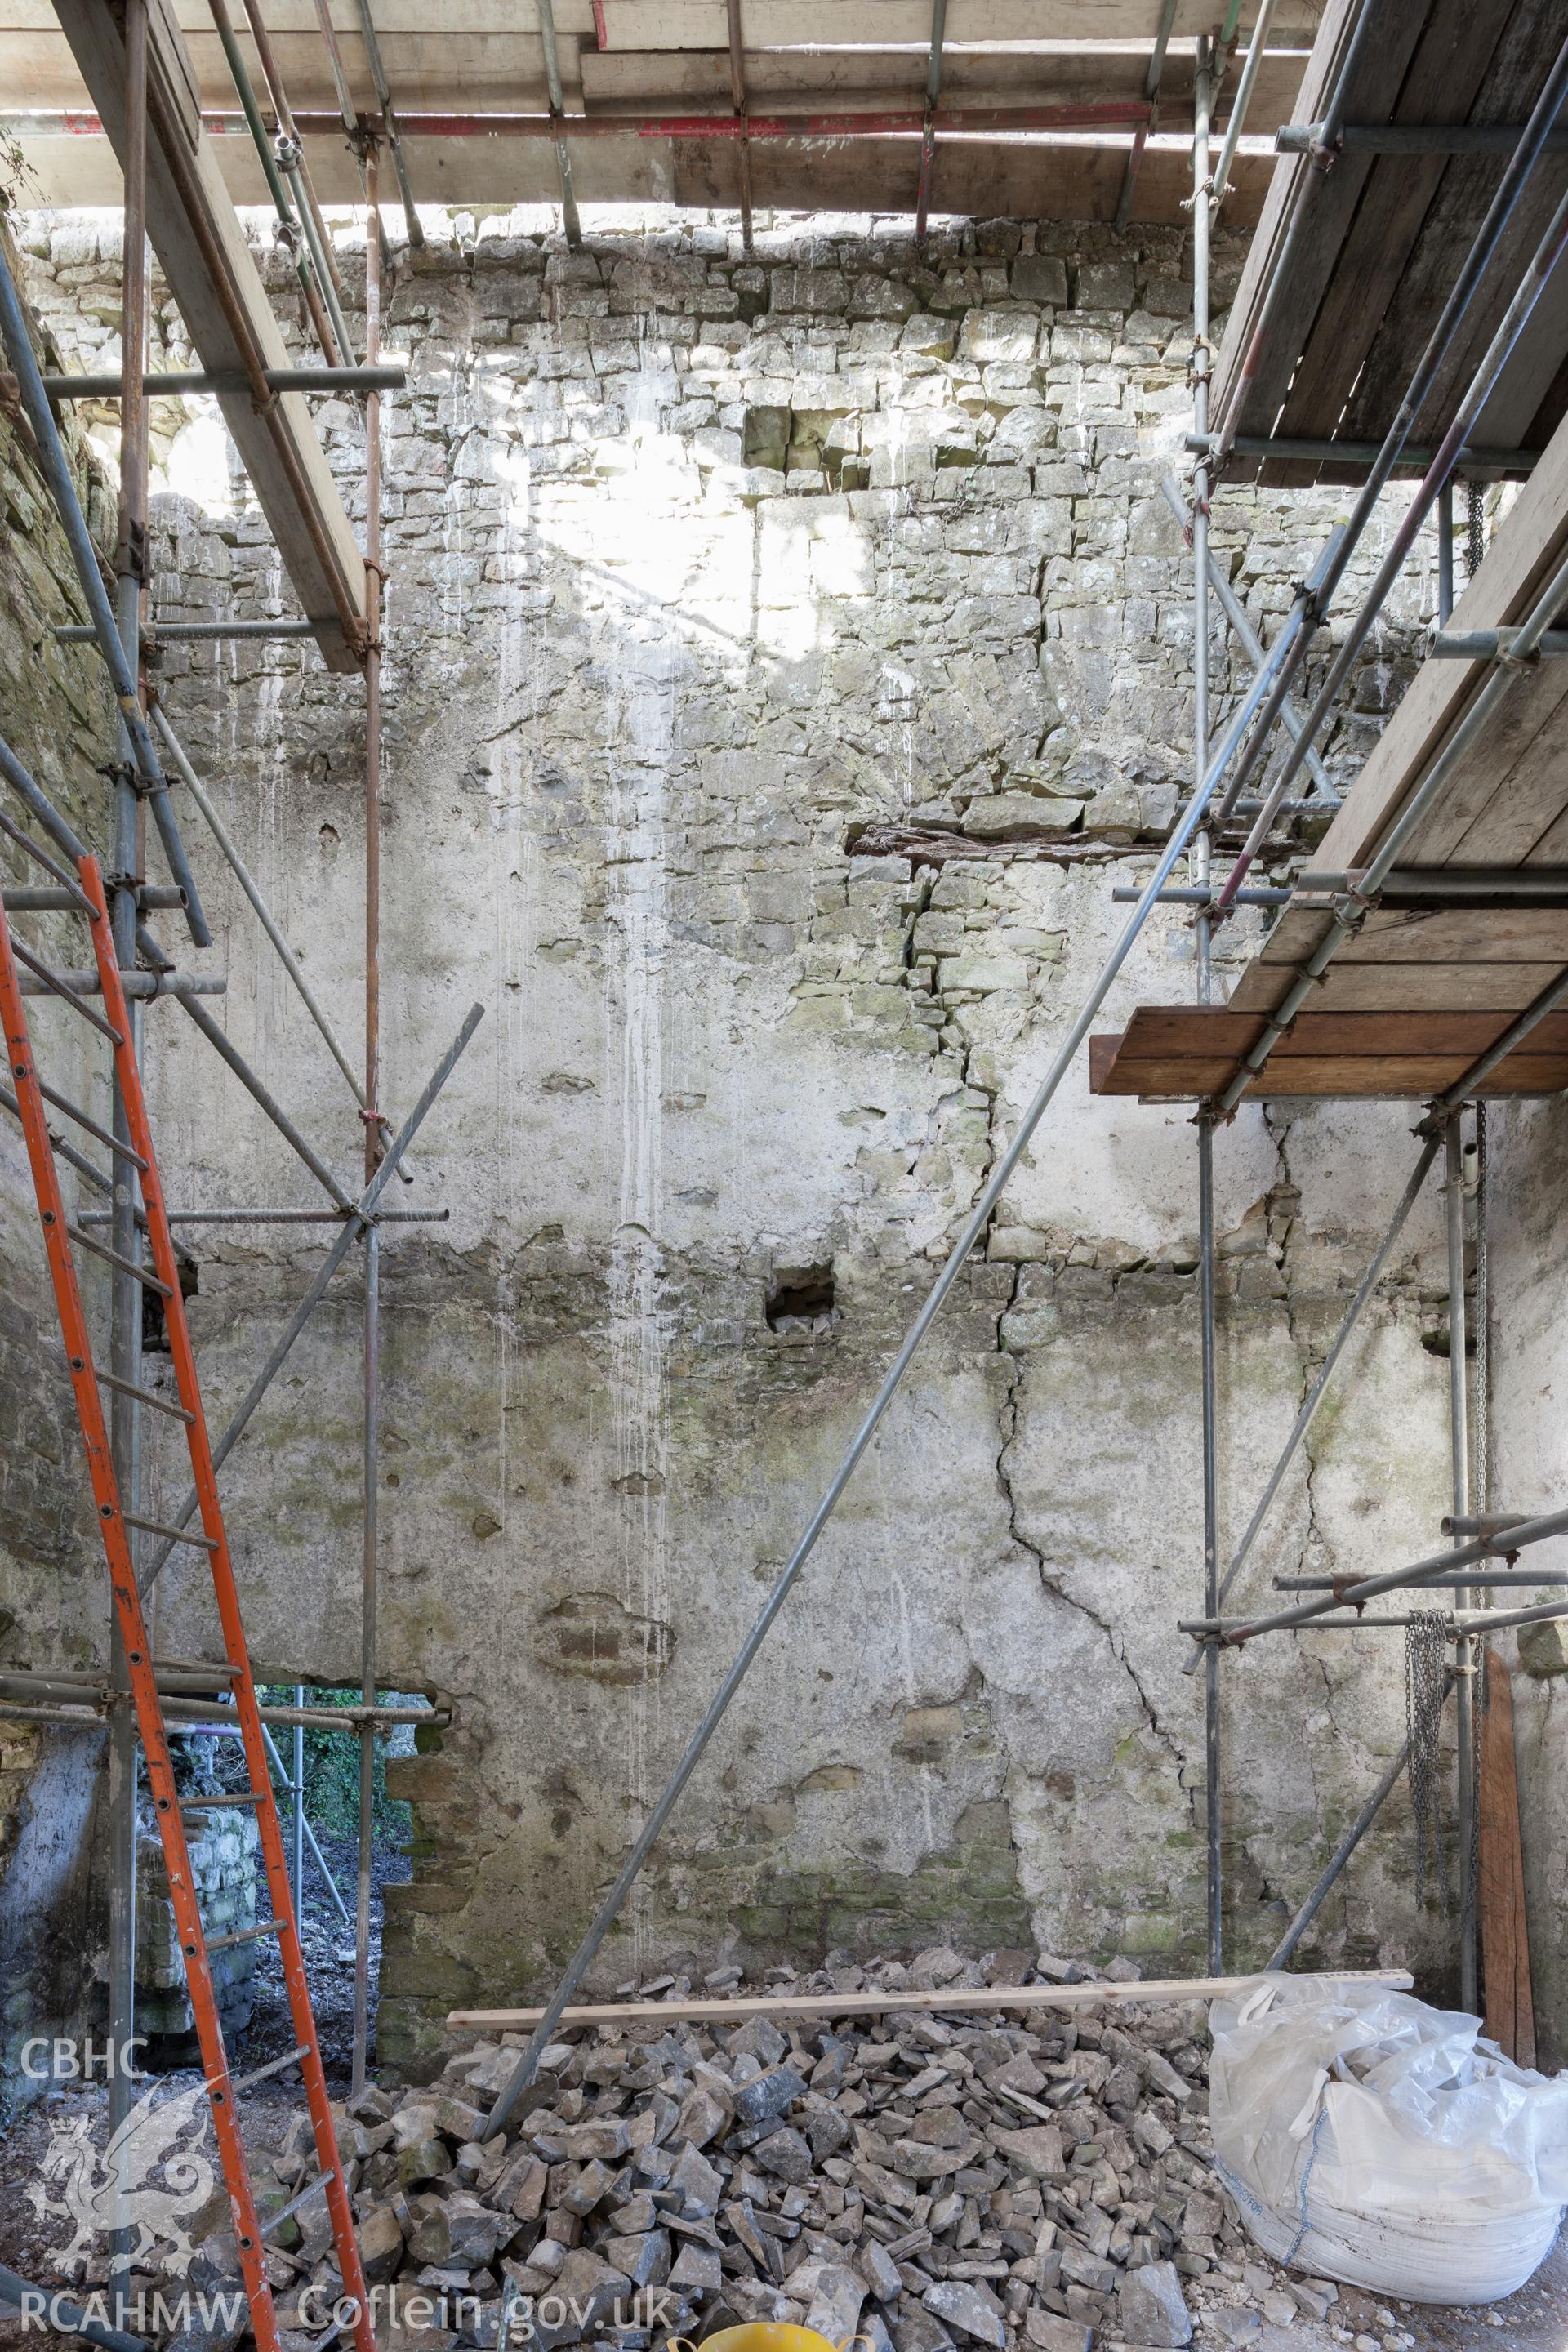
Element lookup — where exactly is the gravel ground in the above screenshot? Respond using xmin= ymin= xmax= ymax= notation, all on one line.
xmin=1 ymin=1936 xmax=1564 ymax=2352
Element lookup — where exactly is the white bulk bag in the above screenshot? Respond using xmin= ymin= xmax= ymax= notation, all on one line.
xmin=1208 ymin=1973 xmax=1568 ymax=2303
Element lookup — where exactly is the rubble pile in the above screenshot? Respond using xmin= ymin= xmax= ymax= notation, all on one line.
xmin=248 ymin=1951 xmax=1363 ymax=2352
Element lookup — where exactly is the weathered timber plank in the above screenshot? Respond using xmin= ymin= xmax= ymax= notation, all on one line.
xmin=1254 ymin=904 xmax=1568 ymax=969
xmin=670 ymin=137 xmax=1263 ymax=227
xmin=579 ymin=44 xmax=1310 ymax=111
xmin=0 ymin=27 xmax=553 ymax=109
xmin=51 ymin=0 xmax=366 ymax=671
xmin=1225 ymin=960 xmax=1564 ymax=1015
xmin=1299 ymin=410 xmax=1568 ymax=900
xmin=1341 ymin=0 xmax=1568 ymax=452
xmin=1101 ymin=1054 xmax=1568 ymax=1098
xmin=448 ymin=1967 xmax=1410 ymax=2033
xmin=1267 ymin=0 xmax=1508 ymax=467
xmin=15 ymin=120 xmax=1267 ymax=222
xmin=1209 ymin=0 xmax=1424 ymax=456
xmin=596 ymin=2 xmax=1326 ymax=49
xmin=1104 ymin=1005 xmax=1568 ymax=1057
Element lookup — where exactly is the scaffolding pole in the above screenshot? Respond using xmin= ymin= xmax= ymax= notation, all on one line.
xmin=352 ymin=135 xmax=385 ymax=2097
xmin=134 ymin=1008 xmax=479 ymax=1595
xmin=106 ymin=0 xmax=148 ymax=2262
xmin=1446 ymin=1117 xmax=1477 ymax=2009
xmin=1181 ymin=1135 xmax=1443 ymax=1676
xmin=724 ymin=0 xmax=753 ymax=251
xmin=1267 ymin=1730 xmax=1418 ymax=1968
xmin=1190 ymin=34 xmax=1223 ymax=1979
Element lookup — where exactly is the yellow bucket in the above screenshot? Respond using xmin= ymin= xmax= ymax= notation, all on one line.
xmin=696 ymin=2329 xmax=847 ymax=2352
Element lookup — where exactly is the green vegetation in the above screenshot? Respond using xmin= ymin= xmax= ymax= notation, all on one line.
xmin=255 ymin=1686 xmax=412 ymax=1845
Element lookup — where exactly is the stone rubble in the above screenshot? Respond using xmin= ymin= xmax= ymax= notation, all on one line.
xmin=229 ymin=1948 xmax=1361 ymax=2352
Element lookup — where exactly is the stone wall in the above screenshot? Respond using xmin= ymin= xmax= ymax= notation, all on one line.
xmin=135 ymin=1747 xmax=261 ymax=2060
xmin=0 ymin=213 xmax=118 ymax=2113
xmin=7 ymin=203 xmax=1473 ymax=2076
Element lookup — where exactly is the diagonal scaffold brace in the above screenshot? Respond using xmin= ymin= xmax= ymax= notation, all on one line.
xmin=137 ymin=1002 xmax=484 ymax=1594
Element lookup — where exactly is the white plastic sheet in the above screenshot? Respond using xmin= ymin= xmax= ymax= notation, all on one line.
xmin=1208 ymin=1974 xmax=1568 ymax=2302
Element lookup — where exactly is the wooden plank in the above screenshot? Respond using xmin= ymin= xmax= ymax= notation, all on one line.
xmin=671 ymin=136 xmax=1267 ymax=228
xmin=1227 ymin=960 xmax=1565 ymax=1015
xmin=1337 ymin=908 xmax=1568 ymax=962
xmin=580 ymin=44 xmax=1310 ymax=113
xmin=1479 ymin=1650 xmax=1536 ymax=2070
xmin=1243 ymin=1058 xmax=1568 ymax=1094
xmin=0 ymin=28 xmax=555 ymax=112
xmin=448 ymin=1966 xmax=1410 ymax=2034
xmin=1209 ymin=0 xmax=1423 ymax=455
xmin=1403 ymin=664 xmax=1568 ymax=869
xmin=1521 ymin=795 xmax=1568 ymax=870
xmin=1267 ymin=0 xmax=1509 ymax=466
xmin=210 ymin=0 xmax=597 ymax=27
xmin=1301 ymin=395 xmax=1568 ymax=893
xmin=13 ymin=117 xmax=1269 ymax=223
xmin=51 ymin=0 xmax=366 ymax=672
xmin=1341 ymin=0 xmax=1568 ymax=453
xmin=16 ymin=122 xmax=678 ymax=206
xmin=1099 ymin=1054 xmax=1568 ymax=1098
xmin=1088 ymin=1034 xmax=1121 ymax=1090
xmin=1208 ymin=0 xmax=1357 ymax=448
xmin=596 ymin=1 xmax=1326 ymax=49
xmin=1256 ymin=905 xmax=1568 ymax=966
xmin=0 ymin=0 xmax=596 ymax=28
xmin=14 ymin=28 xmax=1299 ymax=115
xmin=1103 ymin=1004 xmax=1568 ymax=1057
xmin=1226 ymin=960 xmax=1564 ymax=1016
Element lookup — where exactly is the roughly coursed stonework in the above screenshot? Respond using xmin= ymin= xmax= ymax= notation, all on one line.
xmin=3 ymin=203 xmax=1472 ymax=2074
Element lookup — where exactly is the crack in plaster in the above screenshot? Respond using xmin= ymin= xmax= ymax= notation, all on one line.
xmin=988 ymin=1263 xmax=1191 ymax=1800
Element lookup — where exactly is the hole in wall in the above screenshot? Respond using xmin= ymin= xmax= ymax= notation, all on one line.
xmin=141 ymin=1256 xmax=197 ymax=1352
xmin=765 ymin=1263 xmax=836 ymax=1332
xmin=170 ymin=1681 xmax=422 ymax=2087
xmin=742 ymin=404 xmax=790 ymax=470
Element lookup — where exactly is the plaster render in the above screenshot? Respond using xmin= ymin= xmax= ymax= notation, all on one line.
xmin=0 ymin=202 xmax=1484 ymax=2078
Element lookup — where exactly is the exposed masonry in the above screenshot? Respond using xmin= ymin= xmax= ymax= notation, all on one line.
xmin=0 ymin=203 xmax=1468 ymax=2078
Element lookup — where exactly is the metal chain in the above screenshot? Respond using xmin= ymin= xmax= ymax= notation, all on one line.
xmin=1406 ymin=1611 xmax=1451 ymax=1906
xmin=1467 ymin=479 xmax=1486 ymax=577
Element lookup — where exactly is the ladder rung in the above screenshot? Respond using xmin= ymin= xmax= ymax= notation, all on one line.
xmin=229 ymin=2043 xmax=310 ymax=2095
xmin=180 ymin=1791 xmax=261 ymax=1809
xmin=0 ymin=1081 xmax=112 ymax=1194
xmin=65 ymin=1223 xmax=173 ymax=1294
xmin=96 ymin=1365 xmax=196 ymax=1425
xmin=207 ymin=1916 xmax=283 ymax=1953
xmin=36 ymin=1077 xmax=148 ymax=1168
xmin=10 ymin=937 xmax=122 ymax=1042
xmin=261 ymin=2171 xmax=329 ymax=2240
xmin=122 ymin=1511 xmax=216 ymax=1551
xmin=0 ymin=808 xmax=91 ymax=902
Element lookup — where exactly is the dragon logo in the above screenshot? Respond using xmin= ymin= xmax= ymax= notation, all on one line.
xmin=27 ymin=2082 xmax=218 ymax=2278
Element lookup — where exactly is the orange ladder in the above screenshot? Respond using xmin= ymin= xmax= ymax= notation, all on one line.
xmin=0 ymin=848 xmax=373 ymax=2352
